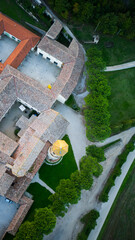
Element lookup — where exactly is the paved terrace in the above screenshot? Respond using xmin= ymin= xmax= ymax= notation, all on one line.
xmin=18 ymin=51 xmax=61 ymax=87
xmin=0 ymin=35 xmax=18 ymax=63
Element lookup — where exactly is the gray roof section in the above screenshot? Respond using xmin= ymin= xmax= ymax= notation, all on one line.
xmin=46 ymin=20 xmax=63 ymax=40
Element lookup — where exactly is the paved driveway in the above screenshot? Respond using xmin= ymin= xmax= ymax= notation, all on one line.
xmin=0 ymin=196 xmax=19 ymax=238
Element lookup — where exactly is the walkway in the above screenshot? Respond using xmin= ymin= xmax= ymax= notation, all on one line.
xmin=53 ymin=102 xmax=92 ymax=169
xmin=88 ymin=149 xmax=135 ymax=240
xmin=105 ymin=61 xmax=135 ymax=71
xmin=31 ymin=172 xmax=55 ymax=194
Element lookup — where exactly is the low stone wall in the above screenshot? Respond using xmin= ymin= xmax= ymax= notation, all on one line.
xmin=7 ymin=195 xmax=33 ymax=236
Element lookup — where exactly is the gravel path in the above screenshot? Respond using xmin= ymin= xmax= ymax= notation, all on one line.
xmin=53 ymin=102 xmax=92 ymax=169
xmin=105 ymin=61 xmax=135 ymax=71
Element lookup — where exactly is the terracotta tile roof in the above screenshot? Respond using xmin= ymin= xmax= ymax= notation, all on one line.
xmin=0 ymin=151 xmax=14 ymax=165
xmin=38 ymin=36 xmax=75 ymax=63
xmin=46 ymin=20 xmax=62 ymax=39
xmin=0 ymin=19 xmax=4 ymax=35
xmin=0 ymin=164 xmax=15 ymax=195
xmin=8 ymin=109 xmax=68 ymax=177
xmin=37 ymin=31 xmax=85 ymax=100
xmin=0 ymin=12 xmax=40 ymax=72
xmin=0 ymin=75 xmax=16 ymax=121
xmin=0 ymin=65 xmax=55 ymax=114
xmin=0 ymin=132 xmax=18 ymax=156
xmin=0 ymin=12 xmax=40 ymax=41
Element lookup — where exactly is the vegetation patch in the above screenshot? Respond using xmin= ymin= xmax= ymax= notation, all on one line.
xmin=25 ymin=183 xmax=52 ymax=221
xmin=84 ymin=47 xmax=111 ymax=141
xmin=65 ymin=94 xmax=80 ymax=112
xmin=98 ymin=158 xmax=135 ymax=240
xmin=0 ymin=0 xmax=50 ymax=32
xmin=99 ymin=135 xmax=135 ymax=202
xmin=77 ymin=209 xmax=100 ymax=240
xmin=106 ymin=68 xmax=135 ymax=134
xmin=39 ymin=135 xmax=77 ymax=190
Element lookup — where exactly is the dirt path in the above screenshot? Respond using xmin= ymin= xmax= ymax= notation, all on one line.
xmin=105 ymin=61 xmax=135 ymax=71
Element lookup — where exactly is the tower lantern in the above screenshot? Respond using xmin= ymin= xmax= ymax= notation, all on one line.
xmin=47 ymin=140 xmax=68 ymax=164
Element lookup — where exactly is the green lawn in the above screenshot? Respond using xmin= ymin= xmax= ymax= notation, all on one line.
xmin=25 ymin=183 xmax=52 ymax=221
xmin=0 ymin=0 xmax=48 ymax=31
xmin=105 ymin=68 xmax=135 ymax=132
xmin=39 ymin=135 xmax=77 ymax=190
xmin=70 ymin=24 xmax=135 ymax=66
xmin=95 ymin=35 xmax=135 ymax=66
xmin=98 ymin=159 xmax=135 ymax=240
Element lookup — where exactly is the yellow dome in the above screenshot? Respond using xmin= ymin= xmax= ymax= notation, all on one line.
xmin=51 ymin=140 xmax=68 ymax=156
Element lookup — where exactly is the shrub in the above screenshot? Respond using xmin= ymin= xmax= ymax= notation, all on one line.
xmin=86 ymin=145 xmax=106 ymax=162
xmin=77 ymin=209 xmax=100 ymax=240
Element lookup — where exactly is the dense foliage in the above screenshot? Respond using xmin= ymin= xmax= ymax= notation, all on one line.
xmin=49 ymin=147 xmax=104 ymax=216
xmin=99 ymin=134 xmax=135 ymax=202
xmin=84 ymin=47 xmax=111 ymax=141
xmin=77 ymin=209 xmax=100 ymax=240
xmin=48 ymin=0 xmax=135 ymax=39
xmin=86 ymin=145 xmax=106 ymax=162
xmin=14 ymin=208 xmax=56 ymax=240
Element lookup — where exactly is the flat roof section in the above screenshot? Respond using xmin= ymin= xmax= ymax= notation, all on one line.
xmin=0 ymin=196 xmax=19 ymax=239
xmin=0 ymin=101 xmax=31 ymax=142
xmin=0 ymin=35 xmax=18 ymax=63
xmin=18 ymin=51 xmax=61 ymax=87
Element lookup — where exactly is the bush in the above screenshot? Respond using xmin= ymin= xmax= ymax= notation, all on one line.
xmin=77 ymin=209 xmax=100 ymax=240
xmin=86 ymin=145 xmax=106 ymax=162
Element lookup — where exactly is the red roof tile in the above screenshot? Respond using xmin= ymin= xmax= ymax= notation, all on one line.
xmin=0 ymin=12 xmax=40 ymax=72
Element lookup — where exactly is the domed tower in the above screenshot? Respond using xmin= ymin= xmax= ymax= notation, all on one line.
xmin=47 ymin=140 xmax=68 ymax=165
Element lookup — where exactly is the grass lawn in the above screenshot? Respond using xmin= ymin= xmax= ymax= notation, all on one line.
xmin=70 ymin=24 xmax=135 ymax=66
xmin=25 ymin=183 xmax=52 ymax=221
xmin=105 ymin=68 xmax=135 ymax=132
xmin=39 ymin=135 xmax=77 ymax=190
xmin=0 ymin=0 xmax=49 ymax=31
xmin=98 ymin=159 xmax=135 ymax=240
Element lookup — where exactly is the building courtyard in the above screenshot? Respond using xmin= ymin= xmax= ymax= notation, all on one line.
xmin=18 ymin=51 xmax=61 ymax=87
xmin=0 ymin=34 xmax=18 ymax=63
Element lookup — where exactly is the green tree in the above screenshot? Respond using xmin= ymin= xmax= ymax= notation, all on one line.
xmin=86 ymin=145 xmax=106 ymax=162
xmin=81 ymin=2 xmax=94 ymax=21
xmin=14 ymin=221 xmax=42 ymax=240
xmin=99 ymin=13 xmax=118 ymax=35
xmin=56 ymin=179 xmax=79 ymax=204
xmin=34 ymin=207 xmax=56 ymax=235
xmin=80 ymin=155 xmax=103 ymax=177
xmin=54 ymin=0 xmax=70 ymax=15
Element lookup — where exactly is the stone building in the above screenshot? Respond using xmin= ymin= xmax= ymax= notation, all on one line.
xmin=0 ymin=12 xmax=84 ymax=238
